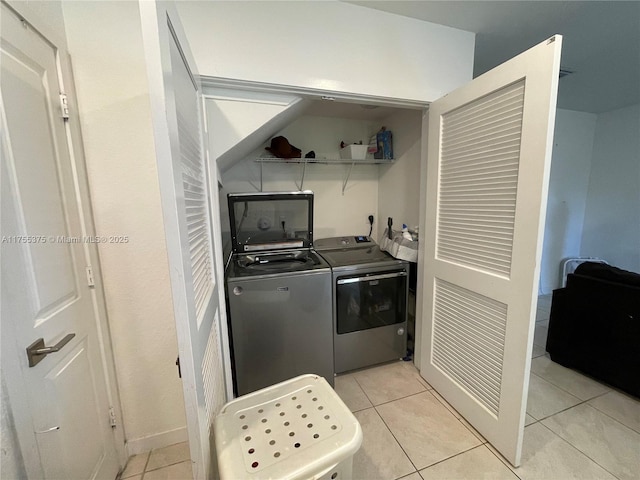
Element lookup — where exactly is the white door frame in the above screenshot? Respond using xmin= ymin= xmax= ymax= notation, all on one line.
xmin=1 ymin=0 xmax=126 ymax=471
xmin=200 ymin=76 xmax=428 ymax=109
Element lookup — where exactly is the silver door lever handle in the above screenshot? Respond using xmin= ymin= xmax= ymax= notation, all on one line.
xmin=26 ymin=333 xmax=76 ymax=367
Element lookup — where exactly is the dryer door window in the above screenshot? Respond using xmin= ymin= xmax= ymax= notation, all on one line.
xmin=336 ymin=270 xmax=407 ymax=334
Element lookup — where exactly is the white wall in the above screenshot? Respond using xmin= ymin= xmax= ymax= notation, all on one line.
xmin=539 ymin=109 xmax=596 ymax=293
xmin=207 ymin=89 xmax=304 ymax=172
xmin=62 ymin=1 xmax=187 ymax=454
xmin=177 ymin=1 xmax=474 ymax=102
xmin=219 ymin=114 xmax=384 ymax=241
xmin=377 ymin=109 xmax=424 ymax=240
xmin=581 ymin=103 xmax=640 ymax=273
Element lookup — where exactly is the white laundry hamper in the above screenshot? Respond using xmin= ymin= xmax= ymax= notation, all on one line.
xmin=214 ymin=374 xmax=363 ymax=480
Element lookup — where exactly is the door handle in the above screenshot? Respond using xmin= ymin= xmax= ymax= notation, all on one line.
xmin=26 ymin=333 xmax=76 ymax=367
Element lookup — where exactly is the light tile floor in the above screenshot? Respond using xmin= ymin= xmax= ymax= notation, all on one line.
xmin=119 ymin=442 xmax=192 ymax=480
xmin=119 ymin=295 xmax=639 ymax=480
xmin=332 ymin=294 xmax=640 ymax=480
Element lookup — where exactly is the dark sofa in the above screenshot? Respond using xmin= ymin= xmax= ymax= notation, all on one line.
xmin=546 ymin=262 xmax=640 ymax=398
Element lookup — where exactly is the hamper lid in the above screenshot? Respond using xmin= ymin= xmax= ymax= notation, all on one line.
xmin=214 ymin=375 xmax=362 ymax=480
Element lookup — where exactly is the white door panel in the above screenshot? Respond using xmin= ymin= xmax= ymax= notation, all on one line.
xmin=1 ymin=2 xmax=120 ymax=478
xmin=38 ymin=341 xmax=105 ymax=479
xmin=140 ymin=2 xmax=231 ymax=478
xmin=419 ymin=36 xmax=562 ymax=466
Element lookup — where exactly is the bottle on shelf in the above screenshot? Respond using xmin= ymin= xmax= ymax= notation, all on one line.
xmin=401 ymin=224 xmax=412 ymax=241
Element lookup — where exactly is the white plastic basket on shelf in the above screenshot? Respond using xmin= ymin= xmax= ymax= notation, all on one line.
xmin=214 ymin=374 xmax=362 ymax=480
xmin=560 ymin=257 xmax=608 ymax=287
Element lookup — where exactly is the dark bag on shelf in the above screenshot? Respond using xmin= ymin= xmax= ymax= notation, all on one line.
xmin=265 ymin=136 xmax=302 ymax=159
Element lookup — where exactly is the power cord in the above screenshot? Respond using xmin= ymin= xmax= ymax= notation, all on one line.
xmin=368 ymin=215 xmax=374 ymax=237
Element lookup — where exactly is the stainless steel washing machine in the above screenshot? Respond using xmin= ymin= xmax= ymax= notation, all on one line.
xmin=315 ymin=236 xmax=409 ymax=373
xmin=225 ymin=192 xmax=334 ymax=396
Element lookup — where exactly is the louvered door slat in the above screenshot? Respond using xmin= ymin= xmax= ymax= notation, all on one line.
xmin=444 ymin=83 xmax=524 ymax=126
xmin=445 ymin=107 xmax=523 ymax=139
xmin=179 ymin=94 xmax=213 ymax=322
xmin=432 ymin=280 xmax=507 ymax=416
xmin=433 ymin=312 xmax=505 ymax=363
xmin=439 ymin=217 xmax=514 ymax=230
xmin=441 ymin=153 xmax=519 ymax=172
xmin=437 ymin=80 xmax=525 ymax=278
xmin=444 ymin=126 xmax=520 ymax=152
xmin=432 ymin=341 xmax=501 ymax=413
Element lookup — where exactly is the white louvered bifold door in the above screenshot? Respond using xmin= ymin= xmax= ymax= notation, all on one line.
xmin=140 ymin=2 xmax=231 ymax=479
xmin=418 ymin=36 xmax=562 ymax=467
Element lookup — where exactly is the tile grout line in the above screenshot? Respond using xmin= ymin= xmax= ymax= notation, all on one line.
xmin=350 ymin=372 xmax=376 ymax=409
xmin=354 ymin=368 xmax=490 ymax=466
xmin=145 ymin=458 xmax=192 ymax=474
xmin=529 ymin=363 xmax=612 ymax=402
xmin=428 ymin=390 xmax=487 ymax=445
xmin=120 ymin=450 xmax=151 ymax=480
xmin=528 ymin=388 xmax=620 ymax=425
xmin=139 ymin=450 xmax=151 ymax=480
xmin=371 ymin=388 xmax=487 ymax=477
xmin=483 ymin=444 xmax=523 ymax=480
xmin=143 ymin=445 xmax=193 ymax=476
xmin=528 ymin=371 xmax=583 ymax=408
xmin=350 ymin=368 xmax=430 ymax=409
xmin=415 ymin=444 xmax=495 ymax=475
xmin=364 ymin=386 xmax=430 ymax=409
xmin=372 ymin=402 xmax=421 ymax=476
xmin=351 ymin=371 xmax=423 ymax=476
xmin=587 ymin=399 xmax=640 ymax=434
xmin=528 ymin=394 xmax=590 ymax=423
xmin=526 ymin=387 xmax=639 ymax=472
xmin=527 ymin=368 xmax=639 ymax=434
xmin=536 ymin=418 xmax=623 ymax=480
xmin=544 ymin=401 xmax=640 ymax=436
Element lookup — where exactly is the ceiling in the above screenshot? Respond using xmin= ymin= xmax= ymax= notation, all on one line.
xmin=346 ymin=1 xmax=640 ymax=114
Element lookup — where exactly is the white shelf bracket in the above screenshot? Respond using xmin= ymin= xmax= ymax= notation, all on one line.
xmin=295 ymin=158 xmax=308 ymax=191
xmin=247 ymin=161 xmax=263 ymax=192
xmin=341 ymin=161 xmax=356 ymax=195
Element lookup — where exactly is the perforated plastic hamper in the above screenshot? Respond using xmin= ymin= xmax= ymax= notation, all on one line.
xmin=214 ymin=374 xmax=362 ymax=480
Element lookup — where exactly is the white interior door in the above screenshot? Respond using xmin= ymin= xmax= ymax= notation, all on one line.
xmin=418 ymin=36 xmax=562 ymax=466
xmin=0 ymin=3 xmax=121 ymax=479
xmin=139 ymin=2 xmax=231 ymax=479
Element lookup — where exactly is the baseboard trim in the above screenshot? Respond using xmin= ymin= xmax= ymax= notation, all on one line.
xmin=125 ymin=426 xmax=188 ymax=456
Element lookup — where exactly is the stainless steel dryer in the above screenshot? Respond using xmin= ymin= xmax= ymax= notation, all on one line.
xmin=225 ymin=192 xmax=334 ymax=396
xmin=315 ymin=236 xmax=409 ymax=373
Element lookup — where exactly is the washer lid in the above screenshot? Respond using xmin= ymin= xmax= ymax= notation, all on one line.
xmin=318 ymin=244 xmax=395 ymax=268
xmin=228 ymin=191 xmax=314 ymax=253
xmin=314 ymin=236 xmax=373 ymax=251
